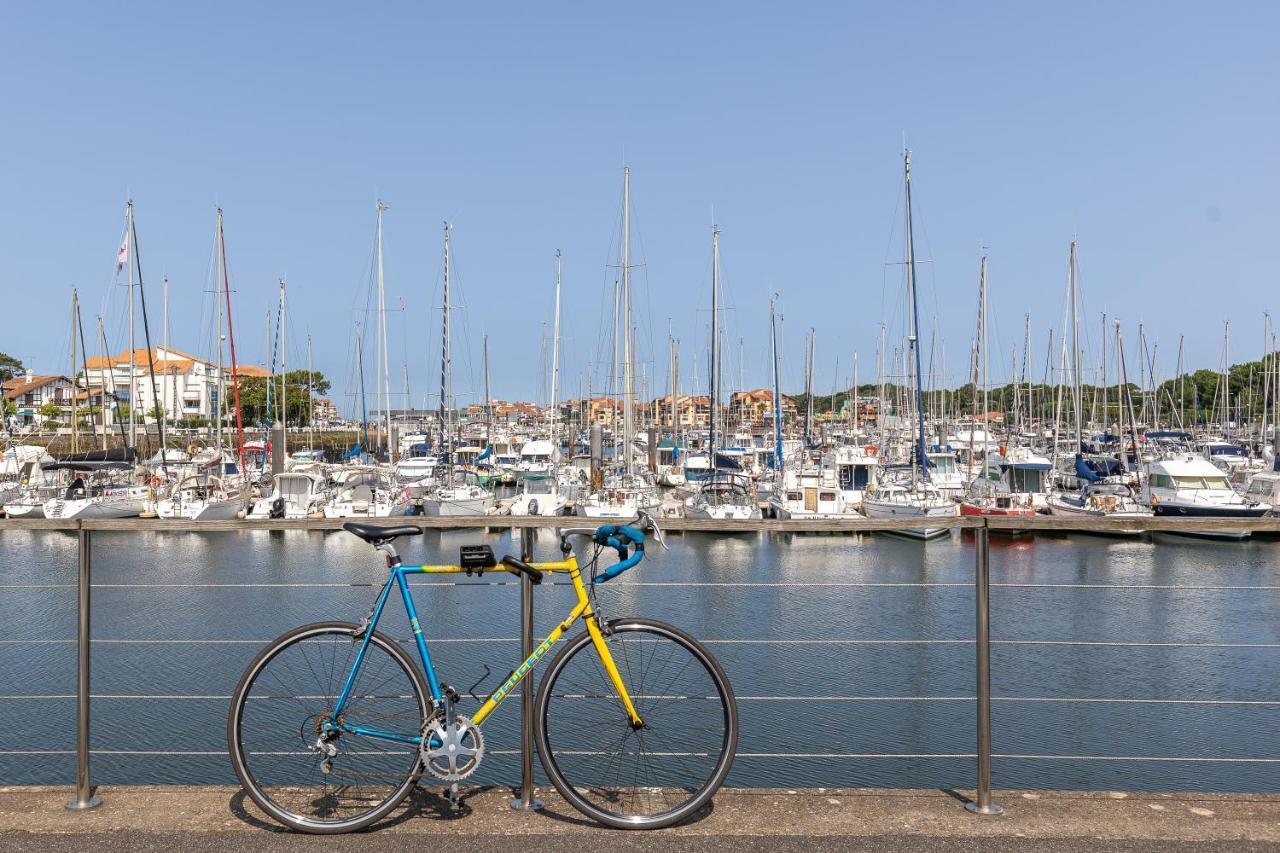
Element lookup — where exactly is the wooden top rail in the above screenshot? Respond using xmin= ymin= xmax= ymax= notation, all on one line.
xmin=2 ymin=515 xmax=1280 ymax=534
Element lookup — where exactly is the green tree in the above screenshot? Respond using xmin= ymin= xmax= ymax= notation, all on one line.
xmin=228 ymin=371 xmax=331 ymax=428
xmin=38 ymin=402 xmax=61 ymax=425
xmin=0 ymin=352 xmax=23 ymax=382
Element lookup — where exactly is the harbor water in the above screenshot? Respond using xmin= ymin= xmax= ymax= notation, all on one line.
xmin=1 ymin=527 xmax=1276 ymax=792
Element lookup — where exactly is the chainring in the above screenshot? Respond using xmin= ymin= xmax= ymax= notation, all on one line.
xmin=420 ymin=714 xmax=484 ymax=782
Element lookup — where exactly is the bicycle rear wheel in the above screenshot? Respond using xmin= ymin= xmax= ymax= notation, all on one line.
xmin=227 ymin=621 xmax=429 ymax=833
xmin=534 ymin=618 xmax=737 ymax=829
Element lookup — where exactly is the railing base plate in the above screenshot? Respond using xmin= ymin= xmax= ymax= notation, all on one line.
xmin=65 ymin=794 xmax=102 ymax=811
xmin=965 ymin=801 xmax=1003 ymax=816
xmin=509 ymin=796 xmax=544 ymax=812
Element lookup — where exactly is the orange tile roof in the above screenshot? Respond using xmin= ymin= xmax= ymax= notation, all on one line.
xmin=231 ymin=364 xmax=271 ymax=378
xmin=2 ymin=375 xmax=70 ymax=399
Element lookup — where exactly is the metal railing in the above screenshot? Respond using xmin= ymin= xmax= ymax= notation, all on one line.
xmin=2 ymin=513 xmax=1279 ymax=818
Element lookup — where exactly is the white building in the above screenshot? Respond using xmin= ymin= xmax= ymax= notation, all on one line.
xmin=84 ymin=346 xmax=270 ymax=423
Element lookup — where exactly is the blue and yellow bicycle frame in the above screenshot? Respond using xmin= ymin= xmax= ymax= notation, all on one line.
xmin=323 ymin=547 xmax=643 ymax=748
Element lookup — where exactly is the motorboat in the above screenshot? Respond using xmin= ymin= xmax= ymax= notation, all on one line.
xmin=1141 ymin=454 xmax=1271 ymax=539
xmin=768 ymin=465 xmax=861 ymax=520
xmin=248 ymin=471 xmax=329 ymax=519
xmin=862 ymin=479 xmax=958 ymax=540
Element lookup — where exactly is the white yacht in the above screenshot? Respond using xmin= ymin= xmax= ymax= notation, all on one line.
xmin=656 ymin=440 xmax=687 ymax=487
xmin=323 ymin=468 xmax=405 ymax=518
xmin=862 ymin=478 xmax=957 ymax=539
xmin=514 ymin=439 xmax=556 ymax=480
xmin=1141 ymin=454 xmax=1271 ymax=539
xmin=769 ymin=465 xmax=861 ymax=519
xmin=248 ymin=471 xmax=329 ymax=519
xmin=575 ymin=472 xmax=660 ymax=519
xmin=1243 ymin=457 xmax=1280 ymax=511
xmin=924 ymin=450 xmax=965 ymax=499
xmin=43 ymin=468 xmax=148 ymax=520
xmin=421 ymin=471 xmax=495 ymax=516
xmin=823 ymin=444 xmax=881 ymax=510
xmin=684 ymin=472 xmax=760 ymax=520
xmin=157 ymin=474 xmax=247 ymax=521
xmin=509 ymin=475 xmax=570 ymax=516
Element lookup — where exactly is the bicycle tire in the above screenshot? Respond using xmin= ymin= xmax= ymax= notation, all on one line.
xmin=534 ymin=617 xmax=738 ymax=829
xmin=227 ymin=621 xmax=429 ymax=834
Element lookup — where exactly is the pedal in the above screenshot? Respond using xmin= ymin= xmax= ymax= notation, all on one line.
xmin=446 ymin=783 xmax=461 ymax=808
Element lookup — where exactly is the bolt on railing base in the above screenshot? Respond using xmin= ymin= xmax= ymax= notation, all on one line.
xmin=964 ymin=800 xmax=1003 ymax=816
xmin=65 ymin=792 xmax=102 ymax=811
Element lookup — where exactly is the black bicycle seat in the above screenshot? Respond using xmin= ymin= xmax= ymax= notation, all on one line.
xmin=343 ymin=522 xmax=424 ymax=544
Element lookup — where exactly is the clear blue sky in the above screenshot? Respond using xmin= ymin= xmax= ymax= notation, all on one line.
xmin=2 ymin=2 xmax=1277 ymax=414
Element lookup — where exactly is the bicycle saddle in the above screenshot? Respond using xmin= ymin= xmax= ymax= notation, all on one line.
xmin=342 ymin=522 xmax=424 ymax=543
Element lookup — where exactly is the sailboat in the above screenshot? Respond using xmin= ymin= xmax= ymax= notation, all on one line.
xmin=959 ymin=255 xmax=1038 ymax=529
xmin=158 ymin=208 xmax=248 ymax=520
xmin=421 ymin=223 xmax=495 ymax=517
xmin=577 ymin=166 xmax=660 ymax=519
xmin=684 ymin=226 xmax=759 ymax=520
xmin=861 ymin=151 xmax=958 ymax=539
xmin=1045 ymin=251 xmax=1153 ymax=534
xmin=512 ymin=251 xmax=573 ymax=516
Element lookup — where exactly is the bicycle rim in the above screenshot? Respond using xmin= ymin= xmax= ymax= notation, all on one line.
xmin=227 ymin=622 xmax=429 ymax=833
xmin=535 ymin=618 xmax=738 ymax=829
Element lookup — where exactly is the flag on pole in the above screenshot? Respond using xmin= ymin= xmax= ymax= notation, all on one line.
xmin=116 ymin=233 xmax=128 ymax=272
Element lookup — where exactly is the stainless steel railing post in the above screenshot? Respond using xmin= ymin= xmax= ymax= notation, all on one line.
xmin=510 ymin=524 xmax=544 ymax=812
xmin=966 ymin=521 xmax=1002 ymax=815
xmin=66 ymin=524 xmax=101 ymax=811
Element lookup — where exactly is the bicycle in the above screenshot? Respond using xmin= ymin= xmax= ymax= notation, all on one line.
xmin=227 ymin=511 xmax=738 ymax=833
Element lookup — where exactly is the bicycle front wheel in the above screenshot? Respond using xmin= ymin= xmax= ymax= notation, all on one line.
xmin=535 ymin=618 xmax=737 ymax=829
xmin=227 ymin=621 xmax=430 ymax=833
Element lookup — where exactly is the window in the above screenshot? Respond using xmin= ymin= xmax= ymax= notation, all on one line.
xmin=1171 ymin=475 xmax=1230 ymax=490
xmin=1246 ymin=479 xmax=1273 ymax=498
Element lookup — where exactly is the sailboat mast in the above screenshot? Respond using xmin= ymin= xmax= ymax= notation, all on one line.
xmin=550 ymin=250 xmax=562 ymax=453
xmin=126 ymin=201 xmax=136 ymax=449
xmin=162 ymin=276 xmax=169 ymax=429
xmin=482 ymin=334 xmax=491 ymax=453
xmin=97 ymin=317 xmax=112 ymax=450
xmin=215 ymin=211 xmax=225 ymax=452
xmin=903 ymin=151 xmax=928 ymax=485
xmin=1069 ymin=239 xmax=1083 ymax=449
xmin=439 ymin=223 xmax=452 ymax=450
xmin=621 ymin=166 xmax=634 ymax=476
xmin=280 ymin=278 xmax=288 ymax=457
xmin=356 ymin=322 xmax=369 ymax=451
xmin=709 ymin=226 xmax=719 ymax=463
xmin=980 ymin=255 xmax=990 ymax=433
xmin=218 ymin=210 xmax=246 ymax=475
xmin=70 ymin=289 xmax=79 ymax=455
xmin=770 ymin=297 xmax=784 ymax=479
xmin=307 ymin=335 xmax=315 ymax=454
xmin=376 ymin=201 xmax=391 ymax=455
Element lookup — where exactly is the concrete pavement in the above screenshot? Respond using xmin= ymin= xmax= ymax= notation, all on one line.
xmin=0 ymin=786 xmax=1276 ymax=850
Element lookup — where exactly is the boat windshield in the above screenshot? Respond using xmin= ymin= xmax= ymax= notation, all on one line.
xmin=1174 ymin=475 xmax=1231 ymax=490
xmin=928 ymin=455 xmax=958 ymax=473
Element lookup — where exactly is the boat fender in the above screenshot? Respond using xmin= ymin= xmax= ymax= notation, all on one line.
xmin=269 ymin=496 xmax=286 ymax=519
xmin=1150 ymin=493 xmax=1160 ymax=506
